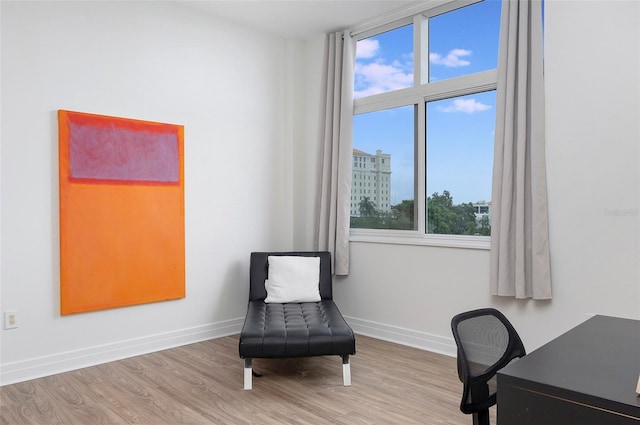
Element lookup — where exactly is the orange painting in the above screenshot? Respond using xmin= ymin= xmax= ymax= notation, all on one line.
xmin=58 ymin=110 xmax=185 ymax=315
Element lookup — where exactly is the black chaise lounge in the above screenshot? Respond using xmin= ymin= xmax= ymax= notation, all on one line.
xmin=238 ymin=251 xmax=356 ymax=390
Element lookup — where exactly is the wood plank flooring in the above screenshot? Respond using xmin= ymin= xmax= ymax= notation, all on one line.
xmin=0 ymin=335 xmax=495 ymax=424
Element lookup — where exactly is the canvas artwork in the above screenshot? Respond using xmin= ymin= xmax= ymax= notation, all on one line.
xmin=58 ymin=110 xmax=185 ymax=315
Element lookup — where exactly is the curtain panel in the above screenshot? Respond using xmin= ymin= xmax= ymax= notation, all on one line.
xmin=490 ymin=0 xmax=552 ymax=299
xmin=314 ymin=31 xmax=356 ymax=275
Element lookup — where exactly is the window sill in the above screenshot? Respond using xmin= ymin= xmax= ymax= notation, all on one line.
xmin=349 ymin=229 xmax=490 ymax=250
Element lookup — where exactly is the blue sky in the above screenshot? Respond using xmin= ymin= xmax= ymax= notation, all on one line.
xmin=353 ymin=0 xmax=502 ymax=206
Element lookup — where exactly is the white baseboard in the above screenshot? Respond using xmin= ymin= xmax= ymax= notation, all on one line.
xmin=345 ymin=316 xmax=457 ymax=358
xmin=1 ymin=316 xmax=455 ymax=386
xmin=0 ymin=318 xmax=244 ymax=386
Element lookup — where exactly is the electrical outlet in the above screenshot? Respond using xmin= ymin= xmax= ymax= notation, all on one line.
xmin=5 ymin=311 xmax=18 ymax=329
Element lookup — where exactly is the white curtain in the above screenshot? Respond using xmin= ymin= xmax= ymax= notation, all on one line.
xmin=314 ymin=31 xmax=356 ymax=275
xmin=490 ymin=0 xmax=551 ymax=299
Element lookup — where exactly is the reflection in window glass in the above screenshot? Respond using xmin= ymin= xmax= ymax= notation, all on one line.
xmin=351 ymin=106 xmax=416 ymax=230
xmin=354 ymin=24 xmax=413 ymax=98
xmin=429 ymin=0 xmax=501 ymax=82
xmin=426 ymin=91 xmax=496 ymax=235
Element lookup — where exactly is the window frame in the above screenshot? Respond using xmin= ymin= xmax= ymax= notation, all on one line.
xmin=350 ymin=0 xmax=496 ymax=250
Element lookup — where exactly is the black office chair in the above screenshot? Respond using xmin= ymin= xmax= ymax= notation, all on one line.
xmin=451 ymin=308 xmax=526 ymax=425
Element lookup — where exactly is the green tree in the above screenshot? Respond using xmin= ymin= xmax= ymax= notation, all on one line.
xmin=351 ymin=191 xmax=488 ymax=235
xmin=351 ymin=198 xmax=416 ymax=230
xmin=390 ymin=200 xmax=415 ymax=230
xmin=427 ymin=191 xmax=479 ymax=235
xmin=477 ymin=215 xmax=491 ymax=236
xmin=359 ymin=197 xmax=377 ymax=218
xmin=351 ymin=197 xmax=384 ymax=229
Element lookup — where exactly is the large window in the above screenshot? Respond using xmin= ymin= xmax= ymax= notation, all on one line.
xmin=350 ymin=0 xmax=501 ymax=247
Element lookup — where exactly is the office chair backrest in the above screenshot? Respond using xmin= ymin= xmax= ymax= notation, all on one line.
xmin=451 ymin=308 xmax=526 ymax=420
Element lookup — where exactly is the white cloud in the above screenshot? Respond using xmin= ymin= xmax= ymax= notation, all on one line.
xmin=354 ymin=39 xmax=413 ymax=98
xmin=430 ymin=48 xmax=472 ymax=67
xmin=440 ymin=98 xmax=491 ymax=113
xmin=356 ymin=39 xmax=380 ymax=59
xmin=354 ymin=61 xmax=413 ymax=98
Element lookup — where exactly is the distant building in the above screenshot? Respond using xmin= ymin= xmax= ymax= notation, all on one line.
xmin=473 ymin=201 xmax=491 ymax=223
xmin=351 ymin=149 xmax=391 ymax=216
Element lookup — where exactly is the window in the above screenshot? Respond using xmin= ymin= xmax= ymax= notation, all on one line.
xmin=351 ymin=106 xmax=415 ymax=230
xmin=426 ymin=91 xmax=495 ymax=236
xmin=350 ymin=0 xmax=501 ymax=248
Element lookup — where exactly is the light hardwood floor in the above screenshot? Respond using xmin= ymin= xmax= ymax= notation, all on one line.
xmin=0 ymin=335 xmax=494 ymax=424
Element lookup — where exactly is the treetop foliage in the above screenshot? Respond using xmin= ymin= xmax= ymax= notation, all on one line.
xmin=350 ymin=191 xmax=491 ymax=236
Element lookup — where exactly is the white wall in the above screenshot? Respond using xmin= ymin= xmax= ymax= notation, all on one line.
xmin=0 ymin=1 xmax=294 ymax=384
xmin=298 ymin=0 xmax=639 ymax=354
xmin=293 ymin=35 xmax=326 ymax=250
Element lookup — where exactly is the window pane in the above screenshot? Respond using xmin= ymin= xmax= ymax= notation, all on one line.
xmin=426 ymin=91 xmax=496 ymax=235
xmin=429 ymin=0 xmax=501 ymax=82
xmin=351 ymin=106 xmax=415 ymax=230
xmin=354 ymin=24 xmax=413 ymax=98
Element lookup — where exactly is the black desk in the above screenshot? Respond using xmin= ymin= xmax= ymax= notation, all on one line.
xmin=497 ymin=315 xmax=640 ymax=424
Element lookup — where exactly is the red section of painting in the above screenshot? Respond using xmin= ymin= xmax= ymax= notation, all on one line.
xmin=67 ymin=113 xmax=179 ymax=183
xmin=58 ymin=110 xmax=185 ymax=315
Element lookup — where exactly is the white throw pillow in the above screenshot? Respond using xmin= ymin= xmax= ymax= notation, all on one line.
xmin=264 ymin=256 xmax=321 ymax=303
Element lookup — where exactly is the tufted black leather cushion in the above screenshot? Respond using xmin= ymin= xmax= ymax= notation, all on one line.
xmin=239 ymin=251 xmax=355 ymax=361
xmin=239 ymin=300 xmax=356 ymax=358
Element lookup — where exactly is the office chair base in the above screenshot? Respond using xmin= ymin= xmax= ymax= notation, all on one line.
xmin=472 ymin=410 xmax=489 ymax=425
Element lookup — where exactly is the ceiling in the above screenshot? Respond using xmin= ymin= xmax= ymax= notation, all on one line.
xmin=177 ymin=0 xmax=423 ymax=39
